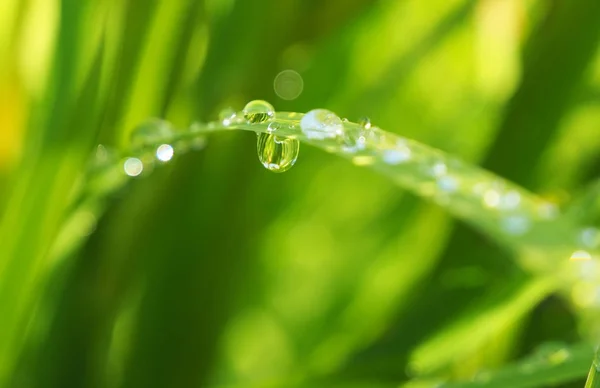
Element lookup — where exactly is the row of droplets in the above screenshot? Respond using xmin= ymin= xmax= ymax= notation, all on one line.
xmin=98 ymin=100 xmax=600 ymax=316
xmin=118 ymin=100 xmax=600 ymax=251
xmin=122 ymin=100 xmax=376 ymax=175
xmin=121 ymin=101 xmax=559 ymax=238
xmin=242 ymin=99 xmax=377 ymax=173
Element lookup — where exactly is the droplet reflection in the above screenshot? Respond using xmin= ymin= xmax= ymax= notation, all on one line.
xmin=257 ymin=133 xmax=300 ymax=173
xmin=243 ymin=100 xmax=275 ymax=124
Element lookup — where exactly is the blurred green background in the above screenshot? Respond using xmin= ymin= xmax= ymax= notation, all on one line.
xmin=1 ymin=0 xmax=600 ymax=387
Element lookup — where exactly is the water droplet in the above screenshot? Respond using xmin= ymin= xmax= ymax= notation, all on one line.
xmin=431 ymin=162 xmax=447 ymax=177
xmin=500 ymin=190 xmax=521 ymax=210
xmin=580 ymin=228 xmax=600 ymax=249
xmin=358 ymin=117 xmax=372 ymax=130
xmin=96 ymin=144 xmax=108 ymax=162
xmin=267 ymin=122 xmax=280 ymax=133
xmin=219 ymin=107 xmax=237 ymax=126
xmin=257 ymin=133 xmax=299 ymax=173
xmin=483 ymin=189 xmax=501 ymax=208
xmin=570 ymin=250 xmax=592 ymax=261
xmin=130 ymin=119 xmax=174 ymax=149
xmin=438 ymin=176 xmax=458 ymax=193
xmin=123 ymin=157 xmax=144 ymax=177
xmin=243 ymin=100 xmax=275 ymax=123
xmin=92 ymin=144 xmax=117 ymax=168
xmin=156 ymin=144 xmax=174 ymax=162
xmin=300 ymin=109 xmax=343 ymax=139
xmin=501 ymin=215 xmax=530 ymax=236
xmin=382 ymin=141 xmax=411 ymax=165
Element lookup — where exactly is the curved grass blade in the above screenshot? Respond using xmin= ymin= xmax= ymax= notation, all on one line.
xmin=430 ymin=341 xmax=593 ymax=388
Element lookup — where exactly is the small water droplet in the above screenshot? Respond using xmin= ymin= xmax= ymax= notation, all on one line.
xmin=219 ymin=107 xmax=237 ymax=126
xmin=500 ymin=190 xmax=521 ymax=210
xmin=431 ymin=162 xmax=447 ymax=177
xmin=358 ymin=116 xmax=372 ymax=130
xmin=300 ymin=109 xmax=343 ymax=139
xmin=92 ymin=144 xmax=116 ymax=168
xmin=438 ymin=176 xmax=458 ymax=193
xmin=580 ymin=228 xmax=600 ymax=249
xmin=130 ymin=119 xmax=174 ymax=149
xmin=501 ymin=215 xmax=530 ymax=236
xmin=382 ymin=141 xmax=411 ymax=165
xmin=156 ymin=144 xmax=174 ymax=162
xmin=483 ymin=189 xmax=501 ymax=208
xmin=123 ymin=157 xmax=144 ymax=177
xmin=267 ymin=122 xmax=280 ymax=133
xmin=243 ymin=100 xmax=275 ymax=123
xmin=257 ymin=133 xmax=299 ymax=173
xmin=96 ymin=144 xmax=108 ymax=162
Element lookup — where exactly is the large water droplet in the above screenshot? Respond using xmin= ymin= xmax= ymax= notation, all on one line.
xmin=257 ymin=133 xmax=299 ymax=173
xmin=300 ymin=109 xmax=343 ymax=139
xmin=243 ymin=100 xmax=275 ymax=123
xmin=130 ymin=119 xmax=174 ymax=149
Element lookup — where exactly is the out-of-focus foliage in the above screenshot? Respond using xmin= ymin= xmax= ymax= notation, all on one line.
xmin=1 ymin=0 xmax=600 ymax=387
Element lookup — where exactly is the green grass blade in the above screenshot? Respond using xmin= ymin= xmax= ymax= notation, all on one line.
xmin=435 ymin=342 xmax=593 ymax=388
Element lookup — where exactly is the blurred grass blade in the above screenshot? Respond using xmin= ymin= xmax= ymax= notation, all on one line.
xmin=437 ymin=341 xmax=593 ymax=388
xmin=585 ymin=348 xmax=600 ymax=388
xmin=408 ymin=277 xmax=555 ymax=376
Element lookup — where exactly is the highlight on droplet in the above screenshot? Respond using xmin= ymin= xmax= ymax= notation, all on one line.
xmin=156 ymin=144 xmax=174 ymax=162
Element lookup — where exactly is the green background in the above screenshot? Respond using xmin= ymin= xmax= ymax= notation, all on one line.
xmin=1 ymin=0 xmax=600 ymax=387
